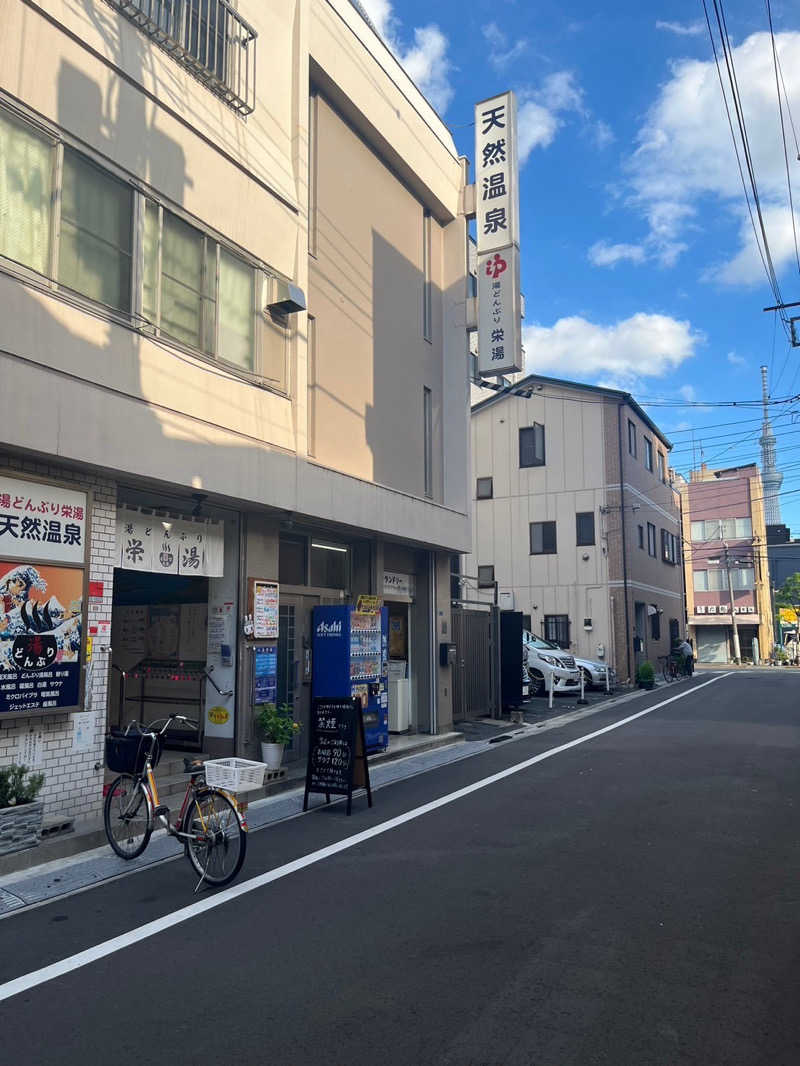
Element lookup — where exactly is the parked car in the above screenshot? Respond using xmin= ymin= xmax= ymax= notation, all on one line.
xmin=522 ymin=631 xmax=581 ymax=697
xmin=524 ymin=630 xmax=616 ymax=692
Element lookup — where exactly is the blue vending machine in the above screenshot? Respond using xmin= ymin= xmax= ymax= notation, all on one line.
xmin=312 ymin=605 xmax=389 ymax=753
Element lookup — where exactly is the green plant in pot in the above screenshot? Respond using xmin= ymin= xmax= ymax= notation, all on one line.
xmin=637 ymin=661 xmax=655 ymax=690
xmin=255 ymin=702 xmax=301 ymax=770
xmin=0 ymin=763 xmax=45 ymax=856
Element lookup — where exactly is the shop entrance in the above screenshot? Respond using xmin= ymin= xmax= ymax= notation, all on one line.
xmin=387 ymin=601 xmax=411 ymax=732
xmin=276 ymin=592 xmax=320 ymax=766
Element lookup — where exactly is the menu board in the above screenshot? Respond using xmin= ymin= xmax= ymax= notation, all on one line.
xmin=303 ymin=697 xmax=372 ymax=816
xmin=249 ymin=579 xmax=279 ymax=640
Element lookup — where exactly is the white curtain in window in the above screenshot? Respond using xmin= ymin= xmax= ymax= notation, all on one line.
xmin=218 ymin=249 xmax=253 ymax=369
xmin=161 ymin=212 xmax=203 ymax=347
xmin=59 ymin=150 xmax=132 ymax=311
xmin=0 ymin=110 xmax=52 ymax=275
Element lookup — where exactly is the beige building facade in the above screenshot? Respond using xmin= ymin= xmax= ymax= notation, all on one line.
xmin=465 ymin=376 xmax=685 ymax=683
xmin=0 ymin=0 xmax=472 ymax=825
xmin=680 ymin=464 xmax=773 ymax=663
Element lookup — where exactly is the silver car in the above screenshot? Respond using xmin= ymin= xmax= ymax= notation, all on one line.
xmin=524 ymin=631 xmax=616 ymax=692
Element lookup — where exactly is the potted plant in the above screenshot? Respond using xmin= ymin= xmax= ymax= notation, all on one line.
xmin=255 ymin=702 xmax=301 ymax=769
xmin=636 ymin=661 xmax=655 ymax=690
xmin=0 ymin=763 xmax=45 ymax=856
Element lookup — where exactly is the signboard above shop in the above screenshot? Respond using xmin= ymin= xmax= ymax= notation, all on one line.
xmin=0 ymin=475 xmax=87 ymax=565
xmin=116 ymin=507 xmax=224 ymax=577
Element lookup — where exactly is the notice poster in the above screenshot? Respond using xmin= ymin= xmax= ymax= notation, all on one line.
xmin=252 ymin=645 xmax=277 ymax=705
xmin=251 ymin=580 xmax=279 ymax=640
xmin=0 ymin=561 xmax=83 ymax=715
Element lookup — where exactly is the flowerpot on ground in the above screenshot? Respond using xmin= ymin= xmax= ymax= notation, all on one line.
xmin=0 ymin=799 xmax=44 ymax=856
xmin=260 ymin=742 xmax=285 ymax=770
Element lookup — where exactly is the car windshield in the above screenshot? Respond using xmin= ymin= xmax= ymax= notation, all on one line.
xmin=524 ymin=632 xmax=560 ymax=651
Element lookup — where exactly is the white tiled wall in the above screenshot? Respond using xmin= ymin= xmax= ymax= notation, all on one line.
xmin=0 ymin=454 xmax=115 ymax=826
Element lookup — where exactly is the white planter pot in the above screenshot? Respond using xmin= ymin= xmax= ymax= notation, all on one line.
xmin=0 ymin=799 xmax=44 ymax=856
xmin=260 ymin=742 xmax=285 ymax=770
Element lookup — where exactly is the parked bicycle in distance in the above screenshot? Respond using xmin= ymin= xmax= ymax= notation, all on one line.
xmin=104 ymin=715 xmax=247 ymax=889
xmin=659 ymin=655 xmax=681 ymax=683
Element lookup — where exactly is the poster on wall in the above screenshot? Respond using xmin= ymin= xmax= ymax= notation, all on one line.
xmin=250 ymin=579 xmax=279 ymax=640
xmin=0 ymin=476 xmax=87 ymax=565
xmin=252 ymin=645 xmax=277 ymax=705
xmin=0 ymin=560 xmax=83 ymax=715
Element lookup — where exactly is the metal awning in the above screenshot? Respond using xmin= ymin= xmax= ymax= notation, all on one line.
xmin=690 ymin=615 xmax=760 ymax=626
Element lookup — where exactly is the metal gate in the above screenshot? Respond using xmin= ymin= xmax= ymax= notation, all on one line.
xmin=452 ymin=609 xmax=492 ymax=721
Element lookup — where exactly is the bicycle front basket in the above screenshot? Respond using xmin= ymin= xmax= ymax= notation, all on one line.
xmin=105 ymin=731 xmax=161 ymax=774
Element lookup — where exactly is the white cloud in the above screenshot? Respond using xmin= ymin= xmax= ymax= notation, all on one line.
xmin=356 ymin=1 xmax=454 ymax=114
xmin=593 ymin=31 xmax=800 ymax=282
xmin=727 ymin=351 xmax=747 ymax=366
xmin=400 ymin=26 xmax=454 ymax=113
xmin=518 ymin=100 xmax=560 ymax=158
xmin=521 ymin=312 xmax=700 ymax=386
xmin=516 ymin=71 xmax=613 ymax=164
xmin=655 ymin=20 xmax=705 ymax=36
xmin=679 ymin=384 xmax=697 ymax=401
xmin=482 ymin=22 xmax=527 ymax=71
xmin=588 ymin=241 xmax=646 ymax=267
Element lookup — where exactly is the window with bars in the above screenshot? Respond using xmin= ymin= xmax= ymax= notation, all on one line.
xmin=544 ymin=614 xmax=570 ymax=648
xmin=519 ymin=424 xmax=545 ymax=467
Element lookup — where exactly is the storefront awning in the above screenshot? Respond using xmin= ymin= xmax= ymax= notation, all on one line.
xmin=690 ymin=615 xmax=760 ymax=626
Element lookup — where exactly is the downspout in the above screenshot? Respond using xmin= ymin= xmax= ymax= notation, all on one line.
xmin=617 ymin=403 xmax=633 ymax=681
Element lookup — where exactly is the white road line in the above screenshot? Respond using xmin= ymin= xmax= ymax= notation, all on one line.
xmin=0 ymin=673 xmax=731 ymax=1003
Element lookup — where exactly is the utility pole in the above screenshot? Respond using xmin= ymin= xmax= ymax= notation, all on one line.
xmin=723 ymin=542 xmax=741 ymax=664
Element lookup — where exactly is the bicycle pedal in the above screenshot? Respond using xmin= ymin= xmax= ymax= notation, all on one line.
xmin=152 ymin=805 xmax=169 ymax=818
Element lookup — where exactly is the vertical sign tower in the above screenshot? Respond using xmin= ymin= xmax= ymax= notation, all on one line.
xmin=474 ymin=91 xmax=522 ymax=376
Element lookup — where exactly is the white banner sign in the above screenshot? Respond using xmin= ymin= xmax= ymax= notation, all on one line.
xmin=477 ymin=245 xmax=522 ymax=375
xmin=116 ymin=509 xmax=224 ymax=577
xmin=383 ymin=571 xmax=415 ymax=599
xmin=475 ymin=91 xmax=520 ymax=255
xmin=0 ymin=475 xmax=88 ymax=564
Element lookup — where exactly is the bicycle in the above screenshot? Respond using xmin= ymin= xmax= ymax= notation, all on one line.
xmin=103 ymin=715 xmax=247 ymax=889
xmin=659 ymin=655 xmax=680 ymax=683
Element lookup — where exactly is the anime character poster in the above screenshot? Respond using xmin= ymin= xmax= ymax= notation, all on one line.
xmin=0 ymin=561 xmax=83 ymax=714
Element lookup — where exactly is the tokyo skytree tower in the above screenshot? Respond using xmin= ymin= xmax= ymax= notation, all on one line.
xmin=759 ymin=365 xmax=783 ymax=524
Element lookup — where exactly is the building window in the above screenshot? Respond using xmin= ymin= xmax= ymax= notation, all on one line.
xmin=647 ymin=522 xmax=656 ymax=557
xmin=690 ymin=517 xmax=753 ymax=542
xmin=669 ymin=618 xmax=680 ymax=644
xmin=0 ymin=107 xmax=54 ymax=276
xmin=576 ymin=512 xmax=595 ymax=546
xmin=522 ymin=613 xmax=531 ymax=631
xmin=476 ymin=477 xmax=493 ymax=499
xmin=307 ymin=315 xmax=317 ymax=457
xmin=423 ymin=209 xmax=432 ymax=342
xmin=423 ymin=386 xmax=433 ymax=497
xmin=644 ymin=437 xmax=653 ymax=472
xmin=308 ymin=92 xmax=319 ymax=258
xmin=519 ymin=424 xmax=545 ymax=467
xmin=661 ymin=529 xmax=679 ymax=564
xmin=638 ymin=524 xmax=645 ymax=549
xmin=110 ymin=0 xmax=258 ymax=116
xmin=279 ymin=535 xmax=308 ymax=586
xmin=732 ymin=567 xmax=755 ymax=590
xmin=650 ymin=607 xmax=661 ymax=641
xmin=310 ymin=540 xmax=349 ymax=589
xmin=657 ymin=451 xmax=666 ymax=483
xmin=530 ymin=521 xmax=557 ymax=554
xmin=544 ymin=614 xmax=570 ymax=648
xmin=628 ymin=419 xmax=637 ymax=457
xmin=693 ymin=569 xmax=728 ymax=592
xmin=143 ymin=200 xmax=255 ymax=370
xmin=477 ymin=565 xmax=495 ymax=588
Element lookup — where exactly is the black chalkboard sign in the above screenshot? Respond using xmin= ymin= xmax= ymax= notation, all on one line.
xmin=303 ymin=697 xmax=373 ymax=815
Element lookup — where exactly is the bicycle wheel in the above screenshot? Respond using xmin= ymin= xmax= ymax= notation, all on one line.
xmin=104 ymin=774 xmax=153 ymax=859
xmin=183 ymin=789 xmax=246 ymax=887
xmin=661 ymin=660 xmax=672 ymax=683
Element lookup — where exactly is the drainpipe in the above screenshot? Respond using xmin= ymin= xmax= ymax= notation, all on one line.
xmin=617 ymin=403 xmax=633 ymax=681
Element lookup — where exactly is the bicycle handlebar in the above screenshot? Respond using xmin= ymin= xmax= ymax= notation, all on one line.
xmin=125 ymin=714 xmax=200 ymax=737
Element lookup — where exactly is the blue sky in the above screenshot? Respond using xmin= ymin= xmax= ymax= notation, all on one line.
xmin=358 ymin=0 xmax=800 ymax=534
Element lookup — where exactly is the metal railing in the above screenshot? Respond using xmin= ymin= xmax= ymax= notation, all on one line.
xmin=110 ymin=0 xmax=257 ymax=115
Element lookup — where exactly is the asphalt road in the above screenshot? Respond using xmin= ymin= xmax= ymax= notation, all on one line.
xmin=2 ymin=670 xmax=800 ymax=1066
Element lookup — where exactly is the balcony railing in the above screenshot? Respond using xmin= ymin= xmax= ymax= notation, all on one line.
xmin=110 ymin=0 xmax=257 ymax=115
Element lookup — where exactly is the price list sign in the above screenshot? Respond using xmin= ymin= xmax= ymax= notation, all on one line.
xmin=303 ymin=697 xmax=372 ymax=816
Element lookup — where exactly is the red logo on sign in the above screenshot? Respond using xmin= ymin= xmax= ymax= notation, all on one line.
xmin=485 ymin=253 xmax=507 ymax=279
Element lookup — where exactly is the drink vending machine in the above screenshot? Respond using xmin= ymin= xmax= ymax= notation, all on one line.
xmin=311 ymin=605 xmax=389 ymax=753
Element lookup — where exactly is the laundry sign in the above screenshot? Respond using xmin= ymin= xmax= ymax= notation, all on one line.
xmin=116 ymin=508 xmax=224 ymax=577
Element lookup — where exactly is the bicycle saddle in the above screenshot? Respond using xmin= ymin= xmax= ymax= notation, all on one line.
xmin=183 ymin=758 xmax=205 ymax=775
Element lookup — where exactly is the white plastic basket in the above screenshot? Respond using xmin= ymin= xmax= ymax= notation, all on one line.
xmin=203 ymin=757 xmax=267 ymax=793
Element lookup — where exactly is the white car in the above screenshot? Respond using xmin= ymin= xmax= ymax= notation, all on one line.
xmin=526 ymin=631 xmax=616 ymax=691
xmin=522 ymin=632 xmax=581 ymax=697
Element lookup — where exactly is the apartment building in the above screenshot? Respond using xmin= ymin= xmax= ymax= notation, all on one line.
xmin=680 ymin=464 xmax=773 ymax=663
xmin=465 ymin=375 xmax=684 ymax=682
xmin=0 ymin=0 xmax=472 ymax=824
